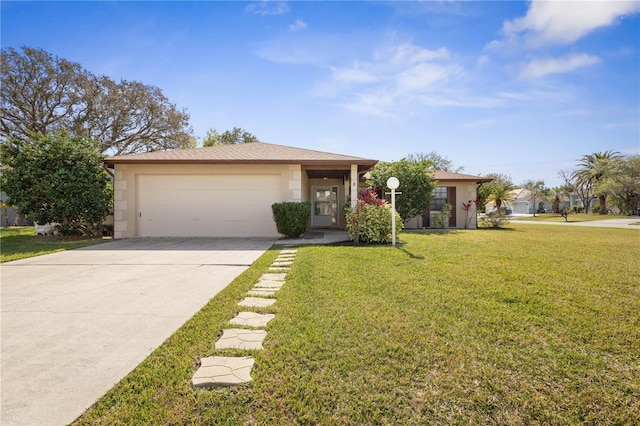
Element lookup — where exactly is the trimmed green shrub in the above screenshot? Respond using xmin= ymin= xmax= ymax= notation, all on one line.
xmin=479 ymin=211 xmax=510 ymax=229
xmin=346 ymin=201 xmax=403 ymax=244
xmin=271 ymin=202 xmax=310 ymax=238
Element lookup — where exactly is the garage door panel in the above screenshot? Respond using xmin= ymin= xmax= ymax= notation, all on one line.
xmin=142 ymin=204 xmax=273 ymax=222
xmin=138 ymin=174 xmax=281 ymax=237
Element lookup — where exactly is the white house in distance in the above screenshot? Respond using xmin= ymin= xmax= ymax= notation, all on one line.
xmin=104 ymin=142 xmax=491 ymax=238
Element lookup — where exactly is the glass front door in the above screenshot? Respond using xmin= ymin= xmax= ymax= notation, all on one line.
xmin=312 ymin=185 xmax=339 ymax=227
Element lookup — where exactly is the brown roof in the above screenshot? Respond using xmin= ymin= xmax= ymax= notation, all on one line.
xmin=434 ymin=170 xmax=493 ymax=183
xmin=104 ymin=142 xmax=378 ymax=167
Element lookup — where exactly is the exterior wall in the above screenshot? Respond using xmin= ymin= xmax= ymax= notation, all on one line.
xmin=405 ymin=181 xmax=480 ymax=229
xmin=112 ymin=163 xmax=302 ymax=238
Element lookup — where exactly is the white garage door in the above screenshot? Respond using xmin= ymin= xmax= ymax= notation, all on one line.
xmin=137 ymin=174 xmax=281 ymax=237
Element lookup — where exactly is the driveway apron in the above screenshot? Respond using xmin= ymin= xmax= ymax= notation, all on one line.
xmin=0 ymin=237 xmax=274 ymax=426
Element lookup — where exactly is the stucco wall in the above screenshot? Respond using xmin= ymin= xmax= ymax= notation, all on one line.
xmin=112 ymin=163 xmax=303 ymax=238
xmin=404 ymin=182 xmax=480 ymax=229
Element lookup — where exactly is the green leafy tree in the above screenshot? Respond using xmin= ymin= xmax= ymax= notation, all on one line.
xmin=407 ymin=151 xmax=464 ymax=172
xmin=0 ymin=131 xmax=112 ymax=235
xmin=368 ymin=158 xmax=436 ymax=223
xmin=597 ymin=155 xmax=640 ymax=215
xmin=521 ymin=179 xmax=548 ymax=217
xmin=573 ymin=150 xmax=622 ymax=214
xmin=1 ymin=46 xmax=193 ymax=155
xmin=477 ymin=173 xmax=512 ymax=212
xmin=202 ymin=127 xmax=258 ymax=147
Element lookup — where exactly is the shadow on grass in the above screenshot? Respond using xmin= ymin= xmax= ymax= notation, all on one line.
xmin=395 ymin=245 xmax=424 ymax=259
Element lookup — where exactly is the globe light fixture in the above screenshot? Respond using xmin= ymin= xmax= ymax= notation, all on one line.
xmin=386 ymin=177 xmax=400 ymax=246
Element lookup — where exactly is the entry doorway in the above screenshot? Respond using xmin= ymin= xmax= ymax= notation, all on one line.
xmin=312 ymin=185 xmax=339 ymax=227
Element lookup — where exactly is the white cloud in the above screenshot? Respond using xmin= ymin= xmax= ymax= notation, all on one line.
xmin=332 ymin=66 xmax=377 ymax=84
xmin=463 ymin=119 xmax=497 ymax=128
xmin=245 ymin=1 xmax=289 ymax=16
xmin=477 ymin=55 xmax=490 ymax=66
xmin=493 ymin=0 xmax=640 ymax=48
xmin=289 ymin=19 xmax=307 ymax=32
xmin=520 ymin=53 xmax=601 ymax=79
xmin=316 ymin=41 xmax=463 ymax=116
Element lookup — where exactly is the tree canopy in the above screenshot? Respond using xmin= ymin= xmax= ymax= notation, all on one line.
xmin=477 ymin=173 xmax=513 ymax=212
xmin=202 ymin=127 xmax=258 ymax=147
xmin=407 ymin=151 xmax=464 ymax=173
xmin=0 ymin=131 xmax=112 ymax=235
xmin=572 ymin=151 xmax=622 ymax=214
xmin=1 ymin=46 xmax=193 ymax=155
xmin=521 ymin=179 xmax=548 ymax=216
xmin=368 ymin=158 xmax=436 ymax=223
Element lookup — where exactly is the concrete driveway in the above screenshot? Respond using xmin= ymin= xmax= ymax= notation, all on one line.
xmin=0 ymin=237 xmax=275 ymax=426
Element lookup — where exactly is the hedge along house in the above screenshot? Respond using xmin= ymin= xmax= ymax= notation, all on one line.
xmin=104 ymin=142 xmax=377 ymax=238
xmin=404 ymin=170 xmax=493 ymax=230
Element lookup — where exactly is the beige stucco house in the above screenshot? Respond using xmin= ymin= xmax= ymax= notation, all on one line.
xmin=105 ymin=142 xmax=491 ymax=238
xmin=405 ymin=170 xmax=493 ymax=229
xmin=105 ymin=142 xmax=377 ymax=238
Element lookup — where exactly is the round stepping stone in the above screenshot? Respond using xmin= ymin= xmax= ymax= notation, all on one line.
xmin=238 ymin=297 xmax=276 ymax=308
xmin=229 ymin=312 xmax=275 ymax=328
xmin=215 ymin=329 xmax=267 ymax=350
xmin=192 ymin=356 xmax=254 ymax=387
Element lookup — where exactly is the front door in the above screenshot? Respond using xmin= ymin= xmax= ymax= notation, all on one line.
xmin=312 ymin=185 xmax=339 ymax=227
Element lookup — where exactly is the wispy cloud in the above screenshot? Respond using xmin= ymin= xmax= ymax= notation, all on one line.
xmin=315 ymin=41 xmax=466 ymax=116
xmin=520 ymin=53 xmax=601 ymax=79
xmin=463 ymin=119 xmax=497 ymax=128
xmin=289 ymin=19 xmax=307 ymax=32
xmin=245 ymin=1 xmax=289 ymax=16
xmin=488 ymin=0 xmax=640 ymax=50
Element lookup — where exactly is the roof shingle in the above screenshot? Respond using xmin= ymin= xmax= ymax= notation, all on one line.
xmin=105 ymin=142 xmax=377 ymax=165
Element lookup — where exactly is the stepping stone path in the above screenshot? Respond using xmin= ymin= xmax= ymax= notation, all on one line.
xmin=229 ymin=312 xmax=275 ymax=328
xmin=238 ymin=297 xmax=277 ymax=308
xmin=192 ymin=356 xmax=254 ymax=387
xmin=247 ymin=289 xmax=277 ymax=297
xmin=192 ymin=248 xmax=297 ymax=387
xmin=215 ymin=329 xmax=267 ymax=350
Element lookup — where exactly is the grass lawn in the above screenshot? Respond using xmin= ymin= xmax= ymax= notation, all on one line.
xmin=514 ymin=213 xmax=630 ymax=222
xmin=74 ymin=224 xmax=639 ymax=424
xmin=0 ymin=226 xmax=106 ymax=262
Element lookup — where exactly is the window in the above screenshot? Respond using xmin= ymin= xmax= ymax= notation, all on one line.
xmin=430 ymin=187 xmax=448 ymax=211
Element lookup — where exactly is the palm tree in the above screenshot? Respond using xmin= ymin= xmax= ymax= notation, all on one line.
xmin=573 ymin=151 xmax=622 ymax=214
xmin=487 ymin=184 xmax=515 ymax=212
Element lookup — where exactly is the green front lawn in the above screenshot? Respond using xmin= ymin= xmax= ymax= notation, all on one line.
xmin=75 ymin=224 xmax=639 ymax=424
xmin=0 ymin=226 xmax=106 ymax=262
xmin=514 ymin=213 xmax=629 ymax=222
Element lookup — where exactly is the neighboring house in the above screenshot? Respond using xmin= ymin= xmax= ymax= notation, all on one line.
xmin=485 ymin=188 xmax=572 ymax=214
xmin=404 ymin=171 xmax=493 ymax=229
xmin=104 ymin=142 xmax=377 ymax=238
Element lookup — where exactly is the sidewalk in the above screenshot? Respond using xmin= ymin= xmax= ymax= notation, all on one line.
xmin=513 ymin=217 xmax=640 ymax=229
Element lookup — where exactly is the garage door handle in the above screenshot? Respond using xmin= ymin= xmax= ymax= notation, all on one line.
xmin=139 ymin=212 xmax=142 ymax=217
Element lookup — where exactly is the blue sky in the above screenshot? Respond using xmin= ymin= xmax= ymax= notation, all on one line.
xmin=2 ymin=1 xmax=639 ymax=187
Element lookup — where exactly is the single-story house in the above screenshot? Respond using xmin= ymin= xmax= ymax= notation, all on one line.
xmin=404 ymin=171 xmax=493 ymax=229
xmin=104 ymin=143 xmax=491 ymax=238
xmin=105 ymin=142 xmax=377 ymax=238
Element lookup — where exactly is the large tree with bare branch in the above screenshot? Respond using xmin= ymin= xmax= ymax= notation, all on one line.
xmin=1 ymin=46 xmax=193 ymax=155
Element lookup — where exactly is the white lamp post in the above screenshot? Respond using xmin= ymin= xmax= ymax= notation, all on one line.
xmin=386 ymin=177 xmax=400 ymax=246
